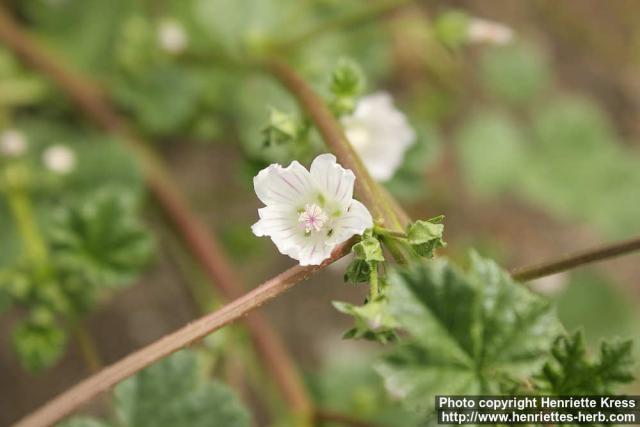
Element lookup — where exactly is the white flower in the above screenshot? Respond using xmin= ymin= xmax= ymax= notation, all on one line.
xmin=252 ymin=153 xmax=373 ymax=266
xmin=43 ymin=144 xmax=76 ymax=174
xmin=467 ymin=17 xmax=514 ymax=45
xmin=157 ymin=20 xmax=188 ymax=54
xmin=342 ymin=92 xmax=416 ymax=182
xmin=0 ymin=129 xmax=28 ymax=157
xmin=529 ymin=272 xmax=569 ymax=296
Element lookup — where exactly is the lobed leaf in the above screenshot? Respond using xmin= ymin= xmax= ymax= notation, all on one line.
xmin=376 ymin=253 xmax=562 ymax=414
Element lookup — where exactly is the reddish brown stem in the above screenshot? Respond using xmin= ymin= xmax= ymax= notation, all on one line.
xmin=511 ymin=235 xmax=640 ymax=282
xmin=266 ymin=59 xmax=401 ymax=230
xmin=0 ymin=6 xmax=312 ymax=418
xmin=12 ymin=243 xmax=353 ymax=427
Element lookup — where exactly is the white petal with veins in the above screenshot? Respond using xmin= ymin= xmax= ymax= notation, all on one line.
xmin=252 ymin=153 xmax=373 ymax=266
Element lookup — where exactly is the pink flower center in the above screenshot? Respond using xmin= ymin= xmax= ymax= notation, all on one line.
xmin=298 ymin=203 xmax=329 ymax=233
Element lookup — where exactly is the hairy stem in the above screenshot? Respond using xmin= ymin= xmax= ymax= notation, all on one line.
xmin=12 ymin=243 xmax=353 ymax=427
xmin=265 ymin=59 xmax=407 ymax=233
xmin=0 ymin=6 xmax=313 ymax=419
xmin=510 ymin=235 xmax=640 ymax=282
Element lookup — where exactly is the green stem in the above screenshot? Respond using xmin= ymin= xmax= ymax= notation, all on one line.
xmin=71 ymin=322 xmax=103 ymax=373
xmin=3 ymin=165 xmax=48 ymax=266
xmin=274 ymin=0 xmax=414 ymax=51
xmin=266 ymin=59 xmax=408 ymax=235
xmin=369 ymin=263 xmax=379 ymax=301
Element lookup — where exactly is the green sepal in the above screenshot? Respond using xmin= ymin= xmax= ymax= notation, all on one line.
xmin=405 ymin=215 xmax=446 ymax=258
xmin=344 ymin=231 xmax=384 ymax=284
xmin=344 ymin=258 xmax=372 ymax=284
xmin=261 ymin=107 xmax=309 ymax=148
xmin=333 ymin=299 xmax=398 ymax=344
xmin=329 ymin=58 xmax=365 ymax=116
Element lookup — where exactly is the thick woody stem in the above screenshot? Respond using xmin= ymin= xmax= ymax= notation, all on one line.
xmin=11 ymin=243 xmax=353 ymax=427
xmin=0 ymin=6 xmax=312 ymax=418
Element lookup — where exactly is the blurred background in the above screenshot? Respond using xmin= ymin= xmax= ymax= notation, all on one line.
xmin=1 ymin=0 xmax=639 ymax=425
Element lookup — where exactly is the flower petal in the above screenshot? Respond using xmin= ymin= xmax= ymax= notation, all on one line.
xmin=309 ymin=153 xmax=355 ymax=209
xmin=297 ymin=234 xmax=335 ymax=266
xmin=328 ymin=199 xmax=373 ymax=245
xmin=254 ymin=161 xmax=315 ymax=206
xmin=345 ymin=92 xmax=416 ymax=182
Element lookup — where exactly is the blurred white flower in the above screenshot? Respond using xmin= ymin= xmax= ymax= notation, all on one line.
xmin=342 ymin=92 xmax=416 ymax=182
xmin=528 ymin=272 xmax=569 ymax=296
xmin=157 ymin=20 xmax=188 ymax=54
xmin=0 ymin=129 xmax=28 ymax=157
xmin=43 ymin=144 xmax=76 ymax=174
xmin=252 ymin=153 xmax=373 ymax=266
xmin=467 ymin=17 xmax=514 ymax=45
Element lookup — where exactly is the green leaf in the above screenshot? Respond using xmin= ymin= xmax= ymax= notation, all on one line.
xmin=333 ymin=299 xmax=398 ymax=344
xmin=20 ymin=0 xmax=134 ymax=73
xmin=12 ymin=309 xmax=67 ymax=372
xmin=112 ymin=65 xmax=202 ymax=135
xmin=56 ymin=351 xmax=250 ymax=427
xmin=536 ymin=331 xmax=634 ymax=395
xmin=433 ymin=10 xmax=470 ymax=49
xmin=376 ymin=253 xmax=562 ymax=414
xmin=405 ymin=216 xmax=446 ymax=258
xmin=480 ymin=43 xmax=550 ymax=105
xmin=49 ymin=189 xmax=154 ymax=288
xmin=114 ymin=350 xmax=251 ymax=427
xmin=456 ymin=112 xmax=527 ymax=195
xmin=308 ymin=355 xmax=423 ymax=427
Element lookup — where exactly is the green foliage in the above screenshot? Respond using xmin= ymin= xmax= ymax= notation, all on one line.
xmin=57 ymin=418 xmax=111 ymax=427
xmin=58 ymin=351 xmax=251 ymax=427
xmin=456 ymin=96 xmax=640 ymax=238
xmin=112 ymin=65 xmax=203 ymax=136
xmin=385 ymin=124 xmax=442 ymax=202
xmin=536 ymin=331 xmax=634 ymax=395
xmin=343 ymin=231 xmax=384 ymax=284
xmin=261 ymin=107 xmax=310 ymax=149
xmin=433 ymin=10 xmax=470 ymax=49
xmin=521 ymin=97 xmax=640 ymax=237
xmin=405 ymin=215 xmax=446 ymax=258
xmin=456 ymin=112 xmax=527 ymax=195
xmin=20 ymin=0 xmax=134 ymax=73
xmin=0 ymin=121 xmax=151 ymax=371
xmin=555 ymin=272 xmax=640 ymax=346
xmin=0 ymin=48 xmax=50 ymax=112
xmin=308 ymin=356 xmax=423 ymax=427
xmin=376 ymin=253 xmax=563 ymax=414
xmin=12 ymin=309 xmax=67 ymax=372
xmin=480 ymin=43 xmax=550 ymax=105
xmin=49 ymin=190 xmax=154 ymax=288
xmin=329 ymin=58 xmax=365 ymax=116
xmin=333 ymin=299 xmax=397 ymax=344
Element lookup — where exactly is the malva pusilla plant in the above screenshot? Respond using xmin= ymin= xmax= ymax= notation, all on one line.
xmin=0 ymin=2 xmax=639 ymax=427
